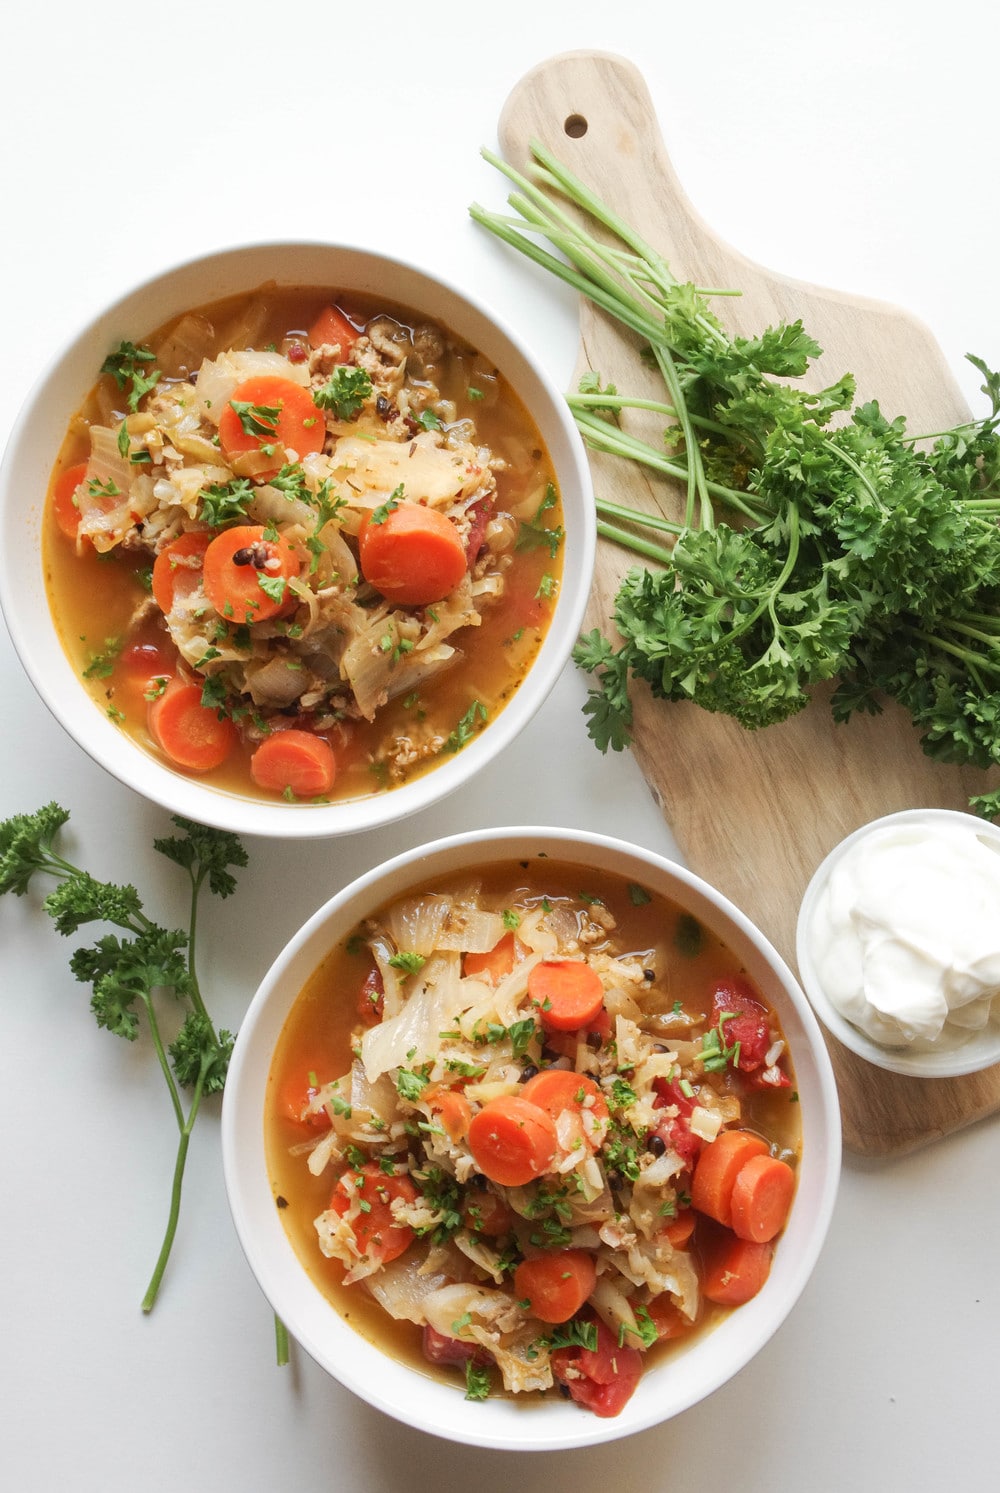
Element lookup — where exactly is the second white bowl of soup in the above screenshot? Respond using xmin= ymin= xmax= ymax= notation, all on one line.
xmin=222 ymin=826 xmax=841 ymax=1450
xmin=0 ymin=242 xmax=594 ymax=837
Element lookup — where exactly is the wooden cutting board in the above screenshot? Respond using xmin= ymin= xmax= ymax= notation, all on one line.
xmin=497 ymin=50 xmax=1000 ymax=1158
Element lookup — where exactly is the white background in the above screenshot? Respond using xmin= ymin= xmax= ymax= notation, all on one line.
xmin=2 ymin=3 xmax=998 ymax=1489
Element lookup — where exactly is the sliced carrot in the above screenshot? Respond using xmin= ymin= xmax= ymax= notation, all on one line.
xmin=111 ymin=638 xmax=176 ymax=718
xmin=280 ymin=1070 xmax=331 ymax=1131
xmin=308 ymin=303 xmax=361 ymax=352
xmin=701 ymin=1231 xmax=773 ymax=1306
xmin=527 ymin=959 xmax=605 ymax=1033
xmin=202 ymin=523 xmax=301 ymax=624
xmin=463 ymin=930 xmax=526 ymax=983
xmin=250 ymin=729 xmax=336 ymax=799
xmin=519 ymin=1068 xmax=610 ymax=1142
xmin=467 ymin=1095 xmax=558 ymax=1187
xmin=147 ymin=677 xmax=237 ymax=773
xmin=645 ymin=1293 xmax=694 ymax=1341
xmin=52 ymin=461 xmax=90 ymax=539
xmin=729 ymin=1153 xmax=796 ymax=1243
xmin=217 ymin=374 xmax=325 ymax=477
xmin=329 ymin=1162 xmax=417 ymax=1266
xmin=690 ymin=1129 xmax=769 ymax=1228
xmin=425 ymin=1087 xmax=473 ymax=1144
xmin=463 ymin=1188 xmax=514 ymax=1238
xmin=661 ymin=1210 xmax=696 ymax=1249
xmin=513 ymin=1249 xmax=597 ymax=1325
xmin=152 ymin=530 xmax=212 ymax=614
xmin=358 ymin=502 xmax=468 ymax=606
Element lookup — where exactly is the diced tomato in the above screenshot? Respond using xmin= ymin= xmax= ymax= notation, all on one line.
xmin=550 ymin=1317 xmax=643 ymax=1418
xmin=652 ymin=1114 xmax=702 ymax=1167
xmin=651 ymin=1076 xmax=703 ymax=1166
xmin=653 ymin=1076 xmax=696 ymax=1116
xmin=711 ymin=977 xmax=791 ymax=1088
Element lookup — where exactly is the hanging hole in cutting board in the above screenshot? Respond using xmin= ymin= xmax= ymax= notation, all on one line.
xmin=564 ymin=113 xmax=588 ymax=138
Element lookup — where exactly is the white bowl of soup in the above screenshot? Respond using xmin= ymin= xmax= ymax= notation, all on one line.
xmin=222 ymin=826 xmax=841 ymax=1450
xmin=0 ymin=243 xmax=594 ymax=836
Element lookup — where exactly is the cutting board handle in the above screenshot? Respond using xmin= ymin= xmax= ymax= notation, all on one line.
xmin=498 ymin=49 xmax=970 ymax=427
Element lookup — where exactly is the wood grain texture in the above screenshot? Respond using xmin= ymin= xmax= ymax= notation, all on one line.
xmin=498 ymin=50 xmax=1000 ymax=1157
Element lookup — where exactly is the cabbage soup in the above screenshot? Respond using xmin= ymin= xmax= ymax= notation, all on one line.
xmin=44 ymin=285 xmax=564 ymax=803
xmin=265 ymin=857 xmax=803 ymax=1417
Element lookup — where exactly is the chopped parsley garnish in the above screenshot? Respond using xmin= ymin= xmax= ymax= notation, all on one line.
xmin=464 ymin=1360 xmax=491 ymax=1401
xmin=610 ymin=1078 xmax=638 ymax=1109
xmin=395 ymin=1067 xmax=429 ymax=1101
xmin=100 ymin=341 xmax=161 ymax=413
xmin=700 ymin=1016 xmax=741 ymax=1073
xmin=257 ymin=574 xmax=288 ymax=604
xmin=507 ymin=1017 xmax=539 ymax=1059
xmin=314 ymin=365 xmax=373 ymax=420
xmin=199 ymin=477 xmax=256 ymax=526
xmin=547 ymin=1319 xmax=598 ymax=1352
xmin=388 ymin=950 xmax=426 ymax=975
xmin=229 ymin=399 xmax=280 ymax=439
xmin=444 ymin=700 xmax=487 ymax=753
xmin=620 ymin=1305 xmax=658 ymax=1349
xmin=370 ymin=483 xmax=404 ymax=525
xmin=86 ymin=477 xmax=121 ymax=500
xmin=83 ymin=636 xmax=123 ymax=680
xmin=515 ymin=482 xmax=563 ymax=559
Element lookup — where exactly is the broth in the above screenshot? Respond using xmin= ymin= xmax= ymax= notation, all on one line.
xmin=44 ymin=285 xmax=564 ymax=803
xmin=265 ymin=859 xmax=802 ymax=1409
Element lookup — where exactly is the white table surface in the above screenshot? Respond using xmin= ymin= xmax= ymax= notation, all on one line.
xmin=2 ymin=4 xmax=997 ymax=1488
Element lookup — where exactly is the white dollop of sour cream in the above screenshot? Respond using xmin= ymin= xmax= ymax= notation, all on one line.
xmin=804 ymin=815 xmax=1000 ymax=1050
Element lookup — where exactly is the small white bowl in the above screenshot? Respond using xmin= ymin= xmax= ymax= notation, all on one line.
xmin=0 ymin=242 xmax=594 ymax=839
xmin=796 ymin=808 xmax=1000 ymax=1078
xmin=221 ymin=826 xmax=841 ymax=1451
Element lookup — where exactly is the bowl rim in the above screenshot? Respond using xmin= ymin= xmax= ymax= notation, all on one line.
xmin=795 ymin=807 xmax=1000 ymax=1078
xmin=221 ymin=824 xmax=842 ymax=1450
xmin=0 ymin=239 xmax=596 ymax=839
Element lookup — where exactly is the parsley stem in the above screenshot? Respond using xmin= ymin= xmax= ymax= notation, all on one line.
xmin=597 ymin=518 xmax=675 ymax=567
xmin=184 ymin=866 xmax=215 ymax=1034
xmin=907 ymin=626 xmax=1000 ymax=678
xmin=568 ymin=391 xmax=745 ymax=445
xmin=141 ymin=1057 xmax=210 ymax=1313
xmin=595 ymin=497 xmax=682 ymax=536
xmin=142 ymin=990 xmax=185 ymax=1129
xmin=574 ymin=410 xmax=767 ymax=521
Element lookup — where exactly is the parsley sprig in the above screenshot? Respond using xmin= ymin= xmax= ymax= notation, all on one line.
xmin=0 ymin=804 xmax=247 ymax=1313
xmin=472 ymin=142 xmax=1000 ymax=819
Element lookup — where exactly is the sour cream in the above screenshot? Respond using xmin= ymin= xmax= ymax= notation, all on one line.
xmin=800 ymin=812 xmax=1000 ymax=1051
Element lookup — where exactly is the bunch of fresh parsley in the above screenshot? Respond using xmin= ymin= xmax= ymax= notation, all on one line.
xmin=0 ymin=804 xmax=247 ymax=1312
xmin=470 ymin=142 xmax=1000 ymax=820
